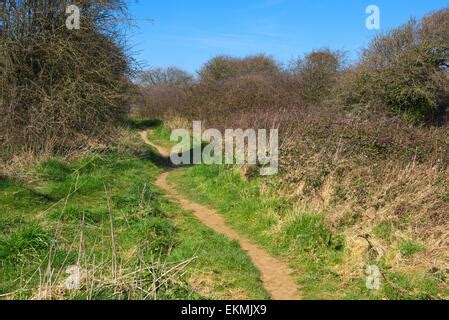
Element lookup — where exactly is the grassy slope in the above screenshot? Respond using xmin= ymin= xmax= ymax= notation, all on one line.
xmin=153 ymin=125 xmax=447 ymax=300
xmin=0 ymin=126 xmax=268 ymax=300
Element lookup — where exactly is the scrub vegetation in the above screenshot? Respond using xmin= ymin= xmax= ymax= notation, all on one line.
xmin=138 ymin=9 xmax=448 ymax=300
xmin=1 ymin=2 xmax=447 ymax=300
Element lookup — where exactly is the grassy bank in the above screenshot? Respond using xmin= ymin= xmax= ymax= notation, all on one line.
xmin=0 ymin=127 xmax=267 ymax=300
xmin=151 ymin=125 xmax=447 ymax=300
xmin=169 ymin=165 xmax=447 ymax=300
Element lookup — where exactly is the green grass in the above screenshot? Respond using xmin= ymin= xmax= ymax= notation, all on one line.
xmin=373 ymin=222 xmax=393 ymax=242
xmin=0 ymin=224 xmax=53 ymax=264
xmin=0 ymin=147 xmax=193 ymax=299
xmin=148 ymin=125 xmax=176 ymax=150
xmin=0 ymin=128 xmax=268 ymax=300
xmin=399 ymin=240 xmax=424 ymax=258
xmin=164 ymin=200 xmax=269 ymax=299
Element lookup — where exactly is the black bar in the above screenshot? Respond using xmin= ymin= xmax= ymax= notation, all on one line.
xmin=1 ymin=300 xmax=447 ymax=319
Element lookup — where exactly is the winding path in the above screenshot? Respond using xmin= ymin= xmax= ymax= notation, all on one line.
xmin=140 ymin=130 xmax=301 ymax=300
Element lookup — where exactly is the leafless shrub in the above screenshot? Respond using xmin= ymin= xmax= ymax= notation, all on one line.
xmin=0 ymin=0 xmax=132 ymax=159
xmin=289 ymin=49 xmax=345 ymax=104
xmin=198 ymin=54 xmax=280 ymax=82
xmin=133 ymin=67 xmax=194 ymax=120
xmin=138 ymin=67 xmax=194 ymax=88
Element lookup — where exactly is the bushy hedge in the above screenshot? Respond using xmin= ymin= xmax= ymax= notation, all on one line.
xmin=137 ymin=9 xmax=448 ymax=125
xmin=339 ymin=9 xmax=448 ymax=123
xmin=0 ymin=1 xmax=132 ymax=155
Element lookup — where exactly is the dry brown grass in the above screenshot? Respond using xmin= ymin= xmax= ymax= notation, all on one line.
xmin=276 ymin=106 xmax=448 ymax=268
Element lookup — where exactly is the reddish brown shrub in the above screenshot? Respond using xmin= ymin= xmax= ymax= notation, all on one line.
xmin=198 ymin=54 xmax=280 ymax=82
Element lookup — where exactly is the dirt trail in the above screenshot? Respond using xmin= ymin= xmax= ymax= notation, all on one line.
xmin=140 ymin=130 xmax=301 ymax=300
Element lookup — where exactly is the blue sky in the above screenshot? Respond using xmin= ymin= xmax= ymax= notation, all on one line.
xmin=127 ymin=0 xmax=448 ymax=73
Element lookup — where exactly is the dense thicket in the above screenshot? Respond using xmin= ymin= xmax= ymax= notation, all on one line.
xmin=197 ymin=54 xmax=280 ymax=82
xmin=338 ymin=9 xmax=449 ymax=122
xmin=0 ymin=0 xmax=132 ymax=155
xmin=137 ymin=9 xmax=448 ymax=125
